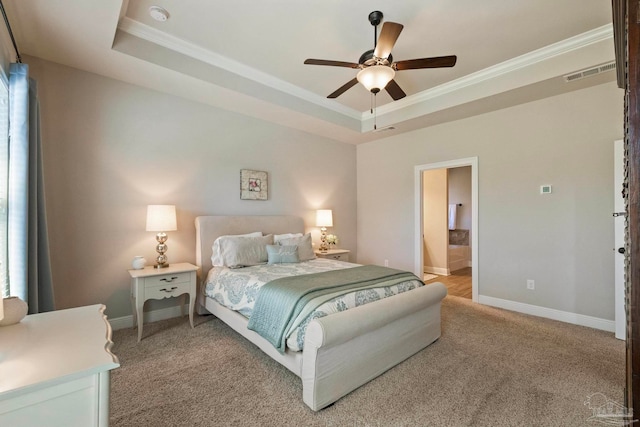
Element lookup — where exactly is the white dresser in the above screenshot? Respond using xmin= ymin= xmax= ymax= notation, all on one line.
xmin=0 ymin=304 xmax=120 ymax=426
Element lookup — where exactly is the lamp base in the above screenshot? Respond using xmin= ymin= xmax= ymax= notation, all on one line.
xmin=154 ymin=232 xmax=170 ymax=269
xmin=319 ymin=227 xmax=329 ymax=252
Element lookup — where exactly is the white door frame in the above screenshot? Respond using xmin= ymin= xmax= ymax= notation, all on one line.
xmin=414 ymin=157 xmax=479 ymax=302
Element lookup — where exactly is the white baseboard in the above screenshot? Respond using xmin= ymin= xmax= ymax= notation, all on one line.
xmin=478 ymin=295 xmax=615 ymax=333
xmin=424 ymin=266 xmax=450 ymax=276
xmin=110 ymin=296 xmax=614 ymax=334
xmin=109 ymin=304 xmax=189 ymax=331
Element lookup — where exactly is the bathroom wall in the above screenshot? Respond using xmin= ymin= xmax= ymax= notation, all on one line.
xmin=422 ymin=169 xmax=448 ymax=274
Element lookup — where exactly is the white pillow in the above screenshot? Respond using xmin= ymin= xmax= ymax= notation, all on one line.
xmin=274 ymin=233 xmax=303 ymax=244
xmin=211 ymin=232 xmax=262 ymax=267
xmin=279 ymin=233 xmax=315 ymax=261
xmin=217 ymin=234 xmax=274 ymax=268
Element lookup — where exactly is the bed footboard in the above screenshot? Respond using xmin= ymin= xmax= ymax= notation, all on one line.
xmin=302 ymin=282 xmax=447 ymax=411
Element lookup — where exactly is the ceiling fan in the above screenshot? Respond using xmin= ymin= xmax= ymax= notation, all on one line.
xmin=304 ymin=11 xmax=457 ymax=101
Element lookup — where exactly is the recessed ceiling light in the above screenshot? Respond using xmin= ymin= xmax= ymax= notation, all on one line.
xmin=149 ymin=6 xmax=170 ymax=22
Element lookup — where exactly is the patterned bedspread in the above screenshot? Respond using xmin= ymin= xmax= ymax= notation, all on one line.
xmin=204 ymin=259 xmax=423 ymax=352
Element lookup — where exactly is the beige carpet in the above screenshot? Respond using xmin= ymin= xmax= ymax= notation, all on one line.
xmin=110 ymin=296 xmax=624 ymax=426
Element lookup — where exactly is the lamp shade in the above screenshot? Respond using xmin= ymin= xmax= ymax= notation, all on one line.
xmin=357 ymin=65 xmax=395 ymax=92
xmin=316 ymin=209 xmax=333 ymax=227
xmin=146 ymin=205 xmax=177 ymax=231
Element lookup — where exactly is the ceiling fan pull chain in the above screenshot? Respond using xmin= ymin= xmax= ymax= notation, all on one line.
xmin=374 ymin=93 xmax=377 ymax=130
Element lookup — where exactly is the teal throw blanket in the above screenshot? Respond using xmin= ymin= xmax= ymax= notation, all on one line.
xmin=246 ymin=265 xmax=421 ymax=353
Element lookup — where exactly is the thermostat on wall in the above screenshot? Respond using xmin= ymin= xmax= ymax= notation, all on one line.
xmin=540 ymin=185 xmax=552 ymax=194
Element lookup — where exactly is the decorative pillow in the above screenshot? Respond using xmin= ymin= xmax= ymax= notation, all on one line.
xmin=211 ymin=232 xmax=262 ymax=267
xmin=214 ymin=234 xmax=273 ymax=268
xmin=279 ymin=233 xmax=315 ymax=261
xmin=266 ymin=245 xmax=300 ymax=265
xmin=273 ymin=233 xmax=303 ymax=244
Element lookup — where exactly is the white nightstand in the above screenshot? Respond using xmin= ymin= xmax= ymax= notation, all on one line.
xmin=129 ymin=262 xmax=199 ymax=342
xmin=315 ymin=249 xmax=350 ymax=262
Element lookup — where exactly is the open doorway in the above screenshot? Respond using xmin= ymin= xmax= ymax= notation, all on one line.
xmin=414 ymin=158 xmax=478 ymax=301
xmin=423 ymin=166 xmax=472 ymax=298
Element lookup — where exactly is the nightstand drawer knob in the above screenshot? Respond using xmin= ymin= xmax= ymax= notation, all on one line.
xmin=159 ymin=286 xmax=178 ymax=292
xmin=160 ymin=276 xmax=179 ymax=283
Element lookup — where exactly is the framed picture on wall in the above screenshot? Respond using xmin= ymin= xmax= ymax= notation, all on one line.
xmin=240 ymin=169 xmax=268 ymax=200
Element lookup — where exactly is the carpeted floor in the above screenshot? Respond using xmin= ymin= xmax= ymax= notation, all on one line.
xmin=110 ymin=296 xmax=624 ymax=426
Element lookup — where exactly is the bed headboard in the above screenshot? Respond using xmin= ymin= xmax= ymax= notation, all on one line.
xmin=195 ymin=215 xmax=305 ymax=275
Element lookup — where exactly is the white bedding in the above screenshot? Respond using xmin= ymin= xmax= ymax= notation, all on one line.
xmin=204 ymin=258 xmax=423 ymax=351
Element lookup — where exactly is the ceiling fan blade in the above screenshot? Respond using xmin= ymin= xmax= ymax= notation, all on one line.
xmin=304 ymin=59 xmax=360 ymax=69
xmin=328 ymin=78 xmax=359 ymax=98
xmin=374 ymin=22 xmax=404 ymax=60
xmin=394 ymin=55 xmax=457 ymax=71
xmin=385 ymin=79 xmax=406 ymax=100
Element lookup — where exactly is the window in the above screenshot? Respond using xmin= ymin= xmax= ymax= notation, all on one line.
xmin=0 ymin=77 xmax=7 ymax=297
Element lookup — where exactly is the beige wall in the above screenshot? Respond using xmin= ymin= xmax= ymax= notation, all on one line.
xmin=27 ymin=56 xmax=357 ymax=319
xmin=24 ymin=53 xmax=624 ymax=323
xmin=423 ymin=169 xmax=448 ymax=272
xmin=357 ymin=81 xmax=623 ymax=320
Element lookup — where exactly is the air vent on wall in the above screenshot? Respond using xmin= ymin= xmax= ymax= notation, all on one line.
xmin=563 ymin=61 xmax=616 ymax=83
xmin=372 ymin=125 xmax=396 ymax=133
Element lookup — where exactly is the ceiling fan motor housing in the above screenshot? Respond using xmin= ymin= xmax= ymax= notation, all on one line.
xmin=359 ymin=49 xmax=393 ymax=66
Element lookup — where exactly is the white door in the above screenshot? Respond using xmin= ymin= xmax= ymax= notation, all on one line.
xmin=614 ymin=139 xmax=625 ymax=340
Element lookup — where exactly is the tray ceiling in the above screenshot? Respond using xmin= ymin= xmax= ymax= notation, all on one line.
xmin=3 ymin=0 xmax=616 ymax=143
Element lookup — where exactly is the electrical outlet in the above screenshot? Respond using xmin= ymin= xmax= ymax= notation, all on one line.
xmin=527 ymin=279 xmax=535 ymax=290
xmin=384 ymin=259 xmax=389 ymax=267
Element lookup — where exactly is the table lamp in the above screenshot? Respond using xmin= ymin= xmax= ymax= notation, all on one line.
xmin=146 ymin=205 xmax=177 ymax=268
xmin=316 ymin=209 xmax=333 ymax=252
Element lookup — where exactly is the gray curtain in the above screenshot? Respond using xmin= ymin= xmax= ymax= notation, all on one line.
xmin=8 ymin=63 xmax=54 ymax=313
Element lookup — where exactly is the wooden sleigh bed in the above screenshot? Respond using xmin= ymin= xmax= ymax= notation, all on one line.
xmin=195 ymin=215 xmax=447 ymax=411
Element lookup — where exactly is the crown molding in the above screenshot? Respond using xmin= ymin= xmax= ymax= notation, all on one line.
xmin=117 ymin=17 xmax=361 ymax=120
xmin=368 ymin=24 xmax=614 ymax=119
xmin=118 ymin=17 xmax=613 ymax=132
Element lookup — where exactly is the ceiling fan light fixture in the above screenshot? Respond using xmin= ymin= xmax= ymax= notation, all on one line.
xmin=357 ymin=65 xmax=395 ymax=93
